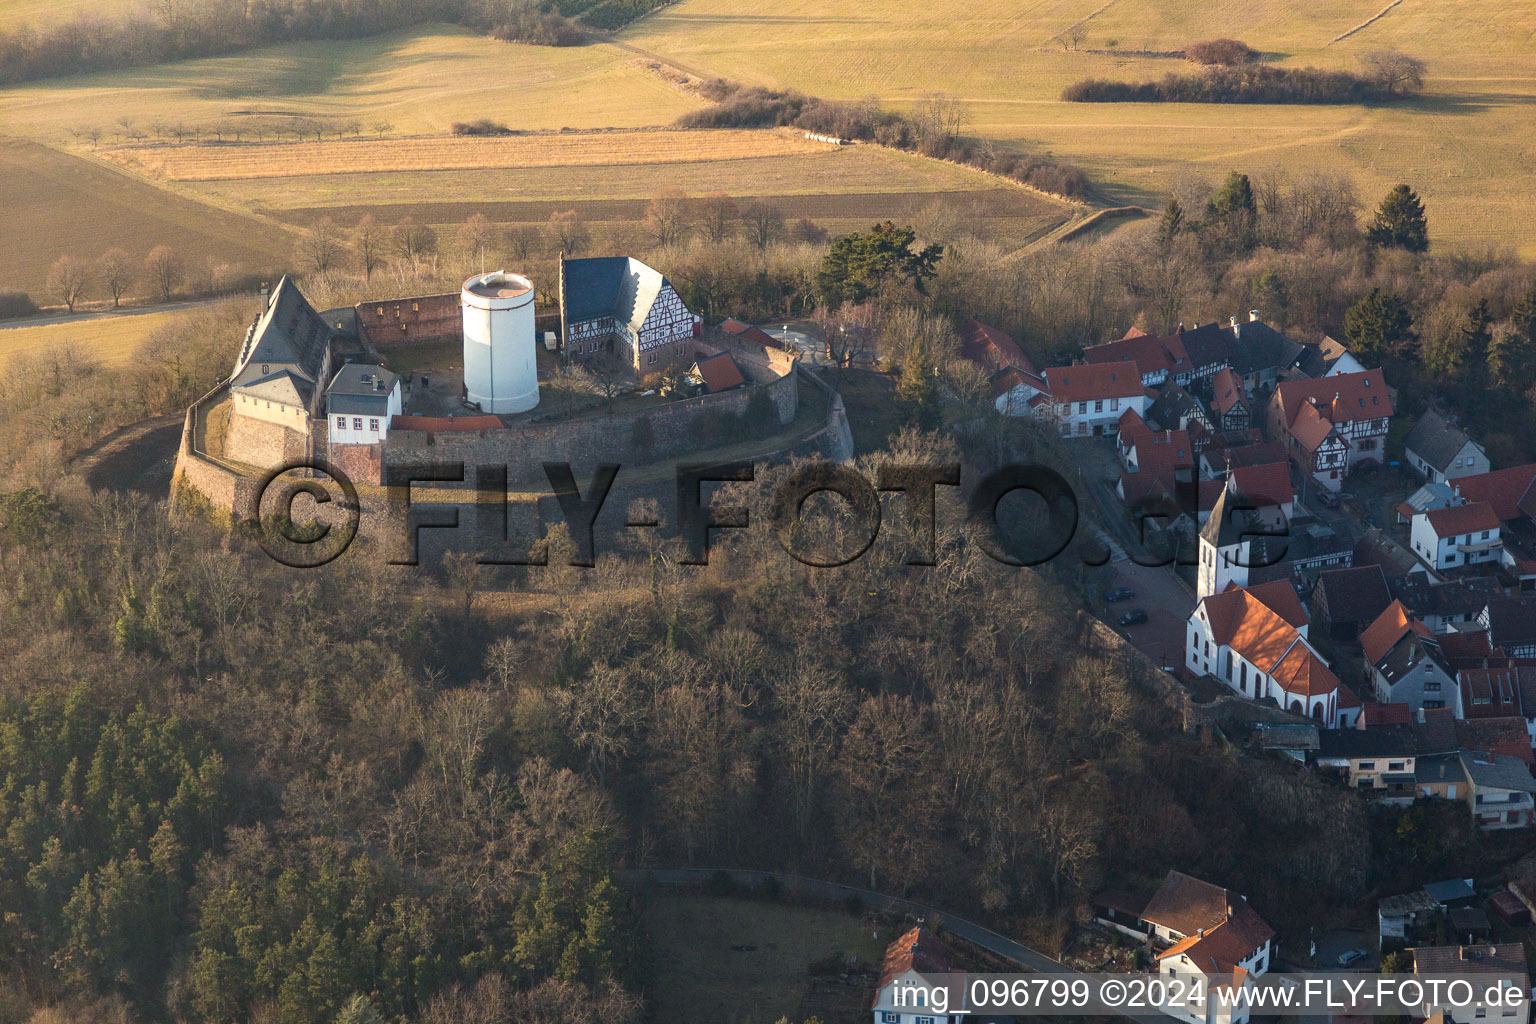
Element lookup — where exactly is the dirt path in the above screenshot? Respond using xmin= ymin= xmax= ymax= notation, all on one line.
xmin=0 ymin=297 xmax=226 ymax=332
xmin=1330 ymin=0 xmax=1403 ymax=43
xmin=75 ymin=414 xmax=184 ymax=499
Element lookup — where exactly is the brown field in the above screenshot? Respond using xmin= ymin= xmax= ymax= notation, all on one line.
xmin=0 ymin=308 xmax=183 ymax=368
xmin=102 ymin=129 xmax=829 ymax=181
xmin=0 ymin=136 xmax=295 ymax=298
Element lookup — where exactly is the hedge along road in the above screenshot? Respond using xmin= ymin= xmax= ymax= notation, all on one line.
xmin=619 ymin=867 xmax=1177 ymax=1024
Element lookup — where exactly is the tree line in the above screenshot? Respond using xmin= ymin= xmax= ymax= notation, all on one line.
xmin=1064 ymin=49 xmax=1427 ymax=104
xmin=676 ymin=81 xmax=1090 ymax=200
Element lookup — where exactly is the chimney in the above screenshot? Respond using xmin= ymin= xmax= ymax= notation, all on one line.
xmin=259 ymin=282 xmax=270 ymax=312
xmin=1198 ymin=928 xmax=1205 ymax=938
xmin=1230 ymin=315 xmax=1239 ymax=328
xmin=1176 ymin=322 xmax=1185 ymax=334
xmin=1250 ymin=310 xmax=1261 ymax=322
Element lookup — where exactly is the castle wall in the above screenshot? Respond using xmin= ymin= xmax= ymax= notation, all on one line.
xmin=382 ymin=347 xmax=798 ymax=485
xmin=232 ymin=390 xmax=309 ymax=431
xmin=356 ymin=293 xmax=461 ymax=348
xmin=226 ymin=408 xmax=308 ymax=469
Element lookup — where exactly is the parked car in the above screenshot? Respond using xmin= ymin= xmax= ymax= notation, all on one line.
xmin=1316 ymin=489 xmax=1340 ymax=510
xmin=1118 ymin=609 xmax=1148 ymax=627
xmin=1103 ymin=587 xmax=1135 ymax=602
xmin=1337 ymin=948 xmax=1368 ymax=966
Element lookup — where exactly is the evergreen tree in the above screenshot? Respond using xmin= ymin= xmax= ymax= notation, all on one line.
xmin=895 ymin=353 xmax=942 ymax=431
xmin=1366 ymin=184 xmax=1429 ymax=252
xmin=1485 ymin=328 xmax=1534 ymax=390
xmin=1511 ymin=283 xmax=1536 ymax=342
xmin=815 ymin=222 xmax=943 ymax=304
xmin=1157 ymin=200 xmax=1184 ymax=247
xmin=1343 ymin=288 xmax=1413 ymax=358
xmin=1201 ymin=171 xmax=1257 ymax=250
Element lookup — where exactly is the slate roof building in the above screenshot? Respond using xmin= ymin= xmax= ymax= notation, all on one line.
xmin=227 ymin=276 xmax=342 ymax=469
xmin=325 ymin=363 xmax=402 ymax=446
xmin=558 ymin=256 xmax=701 ymax=373
xmin=1312 ymin=564 xmax=1393 ymax=642
xmin=1405 ymin=409 xmax=1490 ymax=484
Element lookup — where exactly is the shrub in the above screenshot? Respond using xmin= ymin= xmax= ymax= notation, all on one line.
xmin=628 ymin=414 xmax=655 ymax=459
xmin=1186 ymin=38 xmax=1258 ymax=65
xmin=0 ymin=291 xmax=39 ymax=319
xmin=706 ymin=870 xmax=735 ymax=898
xmin=451 ymin=118 xmax=512 ymax=136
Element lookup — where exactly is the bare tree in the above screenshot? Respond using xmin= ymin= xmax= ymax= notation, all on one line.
xmin=456 ymin=213 xmax=496 ymax=273
xmin=390 ymin=217 xmax=438 ymax=268
xmin=696 ymin=193 xmax=738 ymax=244
xmin=1359 ymin=49 xmax=1427 ymax=96
xmin=740 ymin=199 xmax=785 ymax=252
xmin=96 ymin=248 xmax=134 ymax=309
xmin=295 ymin=216 xmax=347 ymax=280
xmin=544 ymin=209 xmax=590 ymax=256
xmin=643 ymin=188 xmax=693 ymax=247
xmin=352 ymin=215 xmax=385 ymax=282
xmin=584 ymin=352 xmax=632 ymax=413
xmin=371 ymin=120 xmax=394 ymax=139
xmin=503 ymin=223 xmax=541 ymax=263
xmin=144 ymin=245 xmax=183 ymax=302
xmin=46 ymin=256 xmax=89 ymax=312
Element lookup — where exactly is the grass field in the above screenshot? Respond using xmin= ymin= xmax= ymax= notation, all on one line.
xmin=621 ymin=0 xmax=1536 ymax=254
xmin=162 ymin=136 xmax=1073 ymax=249
xmin=0 ymin=308 xmax=185 ymax=368
xmin=0 ymin=0 xmax=142 ymax=29
xmin=0 ymin=26 xmax=700 ymax=141
xmin=642 ymin=893 xmax=887 ymax=1024
xmin=0 ymin=137 xmax=295 ymax=299
xmin=102 ymin=129 xmax=830 ymax=180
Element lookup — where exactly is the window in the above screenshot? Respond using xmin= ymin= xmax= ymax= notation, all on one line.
xmin=882 ymin=1015 xmax=900 ymax=1024
xmin=1358 ymin=761 xmax=1375 ymax=770
xmin=369 ymin=418 xmax=379 ymax=431
xmin=334 ymin=417 xmax=344 ymax=430
xmin=1111 ymin=398 xmax=1120 ymax=411
xmin=1094 ymin=400 xmax=1103 ymax=413
xmin=1078 ymin=402 xmax=1087 ymax=414
xmin=412 ymin=302 xmax=419 ymax=312
xmin=1388 ymin=761 xmax=1405 ymax=771
xmin=353 ymin=418 xmax=363 ymax=430
xmin=376 ymin=306 xmax=384 ymax=316
xmin=1482 ymin=530 xmax=1491 ymax=539
xmin=1425 ymin=680 xmax=1441 ymax=692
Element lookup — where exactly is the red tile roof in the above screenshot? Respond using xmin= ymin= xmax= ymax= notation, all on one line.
xmin=1459 ymin=668 xmax=1526 ymax=720
xmin=1452 ymin=465 xmax=1536 ymax=522
xmin=1274 ymin=369 xmax=1394 ymax=426
xmin=1083 ymin=331 xmax=1189 ymax=379
xmin=1361 ymin=600 xmax=1431 ymax=666
xmin=1044 ymin=363 xmax=1144 ymax=402
xmin=1133 ymin=430 xmax=1194 ymax=473
xmin=960 ymin=319 xmax=1035 ymax=375
xmin=874 ymin=926 xmax=960 ymax=999
xmin=1271 ymin=641 xmax=1342 ymax=697
xmin=1144 ymin=872 xmax=1274 ymax=976
xmin=1212 ymin=368 xmax=1248 ymax=415
xmin=1198 ymin=581 xmax=1311 ymax=673
xmin=1361 ymin=701 xmax=1413 ymax=725
xmin=694 ymin=351 xmax=746 ymax=393
xmin=1229 ymin=462 xmax=1293 ymax=509
xmin=719 ymin=318 xmax=784 ymax=350
xmin=1424 ymin=501 xmax=1501 ymax=537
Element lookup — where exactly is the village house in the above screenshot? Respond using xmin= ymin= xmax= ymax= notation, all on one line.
xmin=1316 ymin=726 xmax=1418 ymax=802
xmin=1041 ymin=363 xmax=1150 ymax=436
xmin=1396 ymin=481 xmax=1463 ymax=525
xmin=1144 ymin=872 xmax=1274 ymax=1024
xmin=1448 ymin=465 xmax=1536 ymax=582
xmin=1459 ymin=751 xmax=1536 ymax=828
xmin=1210 ymin=367 xmax=1252 ymax=430
xmin=558 ymin=255 xmax=701 ymax=372
xmin=1267 ymin=370 xmax=1393 ymax=493
xmin=1311 ymin=564 xmax=1393 ymax=643
xmin=1410 ymin=502 xmax=1502 ymax=573
xmin=325 ymin=363 xmax=401 ymax=447
xmin=1291 ymin=335 xmax=1366 ymax=380
xmin=1361 ymin=601 xmax=1459 ymax=713
xmin=1478 ymin=600 xmax=1536 ymax=658
xmin=1148 ymin=385 xmax=1215 ymax=436
xmin=1405 ymin=410 xmax=1491 ymax=484
xmin=870 ymin=926 xmax=964 ymax=1024
xmin=1410 ymin=943 xmax=1530 ymax=1024
xmin=1221 ymin=312 xmax=1305 ymax=394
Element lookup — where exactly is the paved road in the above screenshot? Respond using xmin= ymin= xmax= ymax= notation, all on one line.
xmin=622 ymin=867 xmax=1174 ymax=1023
xmin=1104 ymin=558 xmax=1196 ymax=671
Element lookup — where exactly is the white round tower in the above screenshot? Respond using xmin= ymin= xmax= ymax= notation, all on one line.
xmin=461 ymin=271 xmax=538 ymax=415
